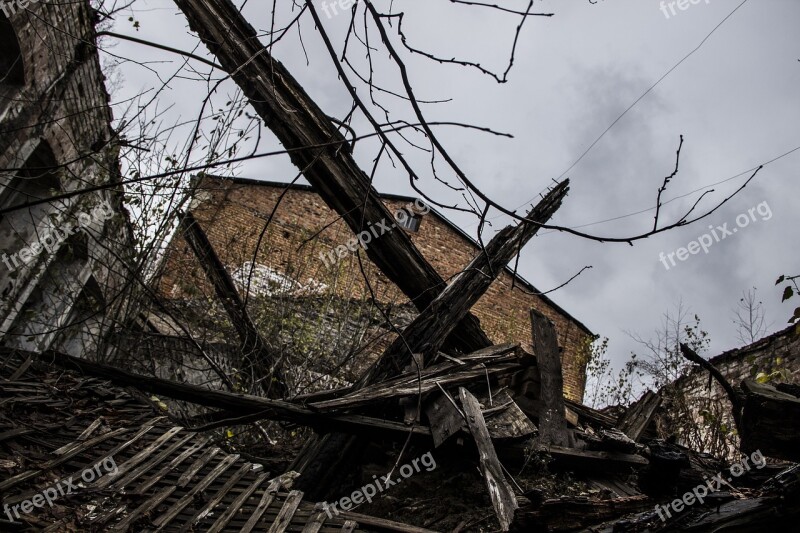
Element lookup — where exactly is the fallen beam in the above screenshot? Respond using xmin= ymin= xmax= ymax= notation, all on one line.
xmin=16 ymin=348 xmax=430 ymax=439
xmin=361 ymin=181 xmax=569 ymax=387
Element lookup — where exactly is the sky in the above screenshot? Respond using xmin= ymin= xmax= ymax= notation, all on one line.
xmin=102 ymin=0 xmax=800 ymax=383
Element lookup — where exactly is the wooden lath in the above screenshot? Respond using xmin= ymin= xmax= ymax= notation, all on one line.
xmin=0 ymin=350 xmax=433 ymax=532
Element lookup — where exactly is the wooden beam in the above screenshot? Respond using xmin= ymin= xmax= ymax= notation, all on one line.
xmin=16 ymin=348 xmax=430 ymax=439
xmin=616 ymin=390 xmax=661 ymax=442
xmin=459 ymin=387 xmax=518 ymax=531
xmin=530 ymin=308 xmax=569 ymax=447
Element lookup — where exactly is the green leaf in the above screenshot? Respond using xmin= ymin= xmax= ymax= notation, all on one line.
xmin=783 ymin=286 xmax=794 ymax=302
xmin=776 ymin=275 xmax=786 ymax=285
xmin=755 ymin=372 xmax=770 ymax=384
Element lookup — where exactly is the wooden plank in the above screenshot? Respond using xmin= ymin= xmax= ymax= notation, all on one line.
xmin=615 ymin=390 xmax=661 ymax=442
xmin=153 ymin=453 xmax=239 ymax=530
xmin=186 ymin=462 xmax=252 ymax=525
xmin=177 ymin=446 xmax=220 ymax=487
xmin=76 ymin=417 xmax=105 ymax=441
xmin=240 ymin=479 xmax=282 ymax=533
xmin=336 ymin=510 xmax=440 ymax=533
xmin=340 ymin=520 xmax=357 ymax=532
xmin=530 ymin=309 xmax=569 ymax=447
xmin=109 ymin=485 xmax=175 ymax=532
xmin=95 ymin=426 xmax=184 ymax=489
xmin=459 ymin=387 xmax=518 ymax=531
xmin=0 ymin=426 xmax=130 ymax=492
xmin=427 ymin=389 xmax=535 ymax=447
xmin=179 ymin=211 xmax=286 ymax=397
xmin=312 ymin=360 xmax=524 ymax=411
xmin=207 ymin=472 xmax=270 ymax=533
xmin=109 ymin=432 xmax=195 ymax=490
xmin=36 ymin=348 xmax=432 ymax=438
xmin=267 ymin=489 xmax=304 ymax=533
xmin=299 ymin=503 xmax=327 ymax=533
xmin=134 ymin=435 xmax=211 ymax=494
xmin=426 ymin=392 xmax=467 ymax=448
xmin=482 ymin=391 xmax=537 ymax=440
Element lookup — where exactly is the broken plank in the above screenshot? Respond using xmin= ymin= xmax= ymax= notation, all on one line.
xmin=459 ymin=387 xmax=518 ymax=531
xmin=616 ymin=390 xmax=662 ymax=442
xmin=530 ymin=308 xmax=569 ymax=448
xmin=240 ymin=479 xmax=282 ymax=533
xmin=268 ymin=490 xmax=304 ymax=533
xmin=207 ymin=472 xmax=270 ymax=532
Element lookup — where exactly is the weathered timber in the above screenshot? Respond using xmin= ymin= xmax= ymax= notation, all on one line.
xmin=427 ymin=389 xmax=537 ymax=447
xmin=361 ymin=181 xmax=569 ymax=387
xmin=565 ymin=398 xmax=618 ymax=428
xmin=310 ymin=344 xmax=527 ymax=411
xmin=511 ymin=495 xmax=651 ymax=532
xmin=530 ymin=308 xmax=569 ymax=448
xmin=178 ymin=211 xmax=286 ymax=397
xmin=20 ymin=348 xmax=431 ymax=439
xmin=615 ymin=390 xmax=661 ymax=442
xmin=172 ymin=0 xmax=490 ymax=354
xmin=498 ymin=443 xmax=649 ymax=471
xmin=740 ymin=378 xmax=800 ymax=462
xmin=460 ymin=387 xmax=519 ymax=531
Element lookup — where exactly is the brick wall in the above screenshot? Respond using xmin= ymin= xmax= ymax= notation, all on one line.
xmin=660 ymin=324 xmax=800 ymax=455
xmin=159 ymin=176 xmax=594 ymax=400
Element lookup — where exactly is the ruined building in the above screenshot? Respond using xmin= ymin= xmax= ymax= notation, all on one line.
xmin=0 ymin=2 xmax=132 ymax=355
xmin=158 ymin=175 xmax=594 ymax=400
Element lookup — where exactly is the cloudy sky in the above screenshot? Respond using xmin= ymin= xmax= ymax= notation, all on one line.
xmin=103 ymin=0 xmax=799 ymax=380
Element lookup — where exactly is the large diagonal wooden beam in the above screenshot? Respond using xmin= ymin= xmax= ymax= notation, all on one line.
xmin=173 ymin=0 xmax=491 ymax=354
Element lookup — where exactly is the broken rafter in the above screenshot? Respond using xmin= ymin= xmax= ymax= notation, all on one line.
xmin=293 ymin=181 xmax=568 ymax=496
xmin=615 ymin=390 xmax=661 ymax=442
xmin=360 ymin=180 xmax=570 ymax=387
